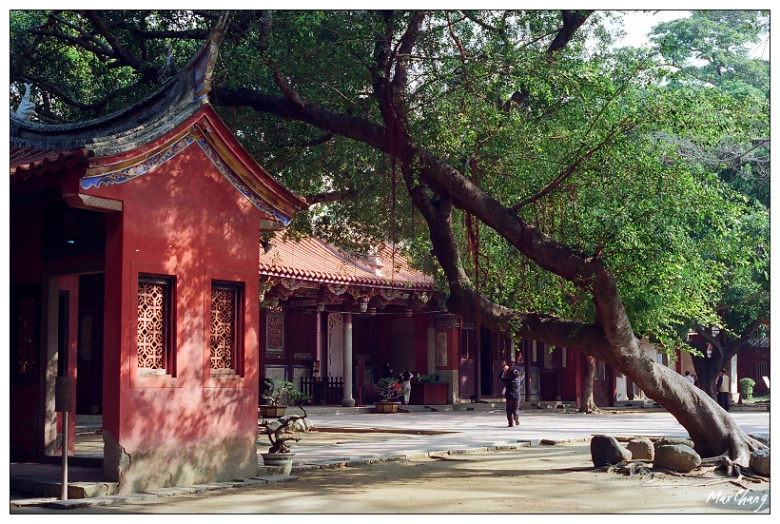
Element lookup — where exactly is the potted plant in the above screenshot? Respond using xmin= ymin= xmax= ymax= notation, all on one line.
xmin=259 ymin=379 xmax=310 ymax=418
xmin=374 ymin=377 xmax=403 ymax=413
xmin=410 ymin=373 xmax=448 ymax=405
xmin=258 ymin=405 xmax=308 ymax=475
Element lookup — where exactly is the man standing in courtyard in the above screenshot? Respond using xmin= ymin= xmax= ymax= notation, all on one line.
xmin=716 ymin=369 xmax=730 ymax=412
xmin=500 ymin=364 xmax=522 ymax=427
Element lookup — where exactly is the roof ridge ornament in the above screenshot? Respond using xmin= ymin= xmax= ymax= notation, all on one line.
xmin=14 ymin=83 xmax=35 ymax=121
xmin=157 ymin=44 xmax=178 ymax=85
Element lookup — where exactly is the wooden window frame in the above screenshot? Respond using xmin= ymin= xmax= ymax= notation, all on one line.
xmin=137 ymin=273 xmax=176 ymax=377
xmin=209 ymin=280 xmax=244 ymax=377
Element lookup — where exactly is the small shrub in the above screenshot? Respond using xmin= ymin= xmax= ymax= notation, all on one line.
xmin=739 ymin=377 xmax=756 ymax=400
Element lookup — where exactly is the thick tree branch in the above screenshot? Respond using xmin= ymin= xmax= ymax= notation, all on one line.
xmin=305 ymin=188 xmax=360 ymax=205
xmin=500 ymin=10 xmax=593 ymax=111
xmin=694 ymin=324 xmax=724 ymax=355
xmin=731 ymin=318 xmax=764 ymax=355
xmin=81 ymin=11 xmax=158 ymax=79
xmin=30 ymin=28 xmax=113 ymax=58
xmin=392 ymin=11 xmax=426 ymax=95
xmin=547 ymin=10 xmax=593 ymax=55
xmin=212 ymin=87 xmax=387 ymax=151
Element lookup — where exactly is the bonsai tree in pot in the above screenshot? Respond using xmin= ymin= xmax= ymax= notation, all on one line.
xmin=258 ymin=405 xmax=309 ymax=475
xmin=374 ymin=377 xmax=403 ymax=413
xmin=260 ymin=379 xmax=308 ymax=417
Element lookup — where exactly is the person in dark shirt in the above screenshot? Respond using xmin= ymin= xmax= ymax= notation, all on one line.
xmin=380 ymin=360 xmax=394 ymax=379
xmin=500 ymin=364 xmax=522 ymax=427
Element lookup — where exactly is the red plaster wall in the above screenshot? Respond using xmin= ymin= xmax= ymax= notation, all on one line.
xmin=84 ymin=141 xmax=262 ymax=489
xmin=737 ymin=347 xmax=771 ymax=395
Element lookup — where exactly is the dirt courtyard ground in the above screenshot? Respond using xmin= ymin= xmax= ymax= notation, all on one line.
xmin=67 ymin=443 xmax=769 ymax=514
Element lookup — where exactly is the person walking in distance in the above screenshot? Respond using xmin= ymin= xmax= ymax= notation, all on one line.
xmin=500 ymin=363 xmax=522 ymax=427
xmin=399 ymin=370 xmax=416 ymax=405
xmin=683 ymin=370 xmax=695 ymax=385
xmin=716 ymin=369 xmax=730 ymax=412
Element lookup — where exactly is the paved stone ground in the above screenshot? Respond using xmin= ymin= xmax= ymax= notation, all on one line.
xmin=9 ymin=407 xmax=770 ymax=512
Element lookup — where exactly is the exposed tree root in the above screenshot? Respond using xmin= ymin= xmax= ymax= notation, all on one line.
xmin=600 ymin=456 xmax=769 ymax=486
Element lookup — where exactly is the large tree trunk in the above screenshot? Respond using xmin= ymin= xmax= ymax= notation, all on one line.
xmin=692 ymin=354 xmax=723 ymax=400
xmin=579 ymin=356 xmax=597 ymax=413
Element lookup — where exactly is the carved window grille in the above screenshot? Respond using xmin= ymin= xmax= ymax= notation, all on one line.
xmin=266 ymin=313 xmax=284 ymax=355
xmin=210 ymin=282 xmax=243 ymax=373
xmin=137 ymin=275 xmax=174 ymax=374
xmin=17 ymin=297 xmax=38 ymax=375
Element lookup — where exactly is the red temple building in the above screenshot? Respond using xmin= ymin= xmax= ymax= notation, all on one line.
xmin=9 ymin=27 xmax=307 ymax=492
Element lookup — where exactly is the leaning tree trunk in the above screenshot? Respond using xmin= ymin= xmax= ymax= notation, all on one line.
xmin=579 ymin=356 xmax=597 ymax=413
xmin=692 ymin=353 xmax=723 ymax=400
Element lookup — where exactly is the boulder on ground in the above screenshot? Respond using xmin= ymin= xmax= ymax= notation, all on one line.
xmin=749 ymin=434 xmax=770 ymax=447
xmin=654 ymin=436 xmax=695 ymax=450
xmin=654 ymin=444 xmax=701 ymax=473
xmin=626 ymin=438 xmax=654 ymax=461
xmin=591 ymin=435 xmax=632 ymax=467
xmin=288 ymin=418 xmax=312 ymax=433
xmin=749 ymin=449 xmax=770 ymax=477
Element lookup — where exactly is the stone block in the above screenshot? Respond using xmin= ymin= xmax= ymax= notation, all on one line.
xmin=654 ymin=436 xmax=694 ymax=450
xmin=590 ymin=435 xmax=632 ymax=467
xmin=654 ymin=444 xmax=701 ymax=473
xmin=626 ymin=438 xmax=655 ymax=461
xmin=750 ymin=449 xmax=770 ymax=477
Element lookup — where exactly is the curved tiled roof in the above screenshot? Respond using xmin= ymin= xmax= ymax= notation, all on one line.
xmin=10 ymin=146 xmax=88 ymax=180
xmin=259 ymin=232 xmax=435 ymax=290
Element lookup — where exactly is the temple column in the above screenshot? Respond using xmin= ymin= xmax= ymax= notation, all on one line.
xmin=729 ymin=354 xmax=739 ymax=403
xmin=341 ymin=312 xmax=355 ymax=407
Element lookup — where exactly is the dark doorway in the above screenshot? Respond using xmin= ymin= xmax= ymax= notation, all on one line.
xmin=480 ymin=326 xmax=492 ymax=396
xmin=76 ymin=273 xmax=104 ymax=415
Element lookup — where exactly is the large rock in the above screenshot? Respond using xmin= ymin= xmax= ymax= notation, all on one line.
xmin=288 ymin=418 xmax=312 ymax=433
xmin=654 ymin=436 xmax=695 ymax=450
xmin=590 ymin=435 xmax=632 ymax=467
xmin=749 ymin=449 xmax=770 ymax=476
xmin=654 ymin=444 xmax=701 ymax=473
xmin=626 ymin=438 xmax=655 ymax=461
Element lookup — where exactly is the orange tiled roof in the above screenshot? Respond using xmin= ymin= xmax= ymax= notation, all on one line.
xmin=259 ymin=232 xmax=435 ymax=290
xmin=11 ymin=146 xmax=88 ymax=180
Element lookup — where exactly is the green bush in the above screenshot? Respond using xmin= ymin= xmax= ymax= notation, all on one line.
xmin=739 ymin=377 xmax=756 ymax=400
xmin=416 ymin=373 xmax=440 ymax=384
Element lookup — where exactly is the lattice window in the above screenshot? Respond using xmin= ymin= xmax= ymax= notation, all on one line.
xmin=266 ymin=313 xmax=284 ymax=355
xmin=756 ymin=362 xmax=768 ymax=382
xmin=137 ymin=275 xmax=174 ymax=374
xmin=17 ymin=297 xmax=38 ymax=375
xmin=210 ymin=282 xmax=242 ymax=373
